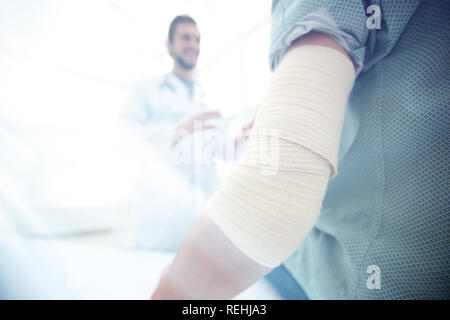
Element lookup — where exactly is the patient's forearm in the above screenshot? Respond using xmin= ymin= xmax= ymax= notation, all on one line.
xmin=151 ymin=32 xmax=354 ymax=299
xmin=152 ymin=208 xmax=272 ymax=299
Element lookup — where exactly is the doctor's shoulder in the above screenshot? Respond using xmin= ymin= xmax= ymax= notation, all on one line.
xmin=130 ymin=76 xmax=170 ymax=107
xmin=132 ymin=76 xmax=166 ymax=95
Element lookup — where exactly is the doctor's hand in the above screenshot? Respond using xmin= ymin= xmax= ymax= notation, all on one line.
xmin=234 ymin=115 xmax=256 ymax=147
xmin=174 ymin=111 xmax=222 ymax=139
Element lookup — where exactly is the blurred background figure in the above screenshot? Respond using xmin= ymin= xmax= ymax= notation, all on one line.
xmin=0 ymin=0 xmax=271 ymax=245
xmin=123 ymin=15 xmax=225 ymax=251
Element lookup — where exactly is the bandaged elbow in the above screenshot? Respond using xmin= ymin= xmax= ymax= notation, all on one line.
xmin=205 ymin=45 xmax=355 ymax=268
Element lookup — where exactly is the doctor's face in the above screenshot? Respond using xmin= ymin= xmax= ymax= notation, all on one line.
xmin=169 ymin=22 xmax=200 ymax=70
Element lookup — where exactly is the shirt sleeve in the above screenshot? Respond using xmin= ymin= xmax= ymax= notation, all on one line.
xmin=122 ymin=79 xmax=152 ymax=125
xmin=122 ymin=80 xmax=177 ymax=160
xmin=269 ymin=0 xmax=421 ymax=74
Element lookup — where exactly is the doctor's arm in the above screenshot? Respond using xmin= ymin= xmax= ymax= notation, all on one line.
xmin=151 ymin=32 xmax=354 ymax=299
xmin=123 ymin=97 xmax=221 ymax=158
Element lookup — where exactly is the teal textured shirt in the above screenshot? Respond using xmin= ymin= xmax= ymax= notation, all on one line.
xmin=270 ymin=0 xmax=449 ymax=299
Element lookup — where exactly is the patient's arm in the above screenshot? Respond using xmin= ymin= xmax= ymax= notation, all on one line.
xmin=151 ymin=32 xmax=353 ymax=299
xmin=152 ymin=208 xmax=271 ymax=299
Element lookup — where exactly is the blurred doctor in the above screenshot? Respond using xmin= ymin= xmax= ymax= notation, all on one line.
xmin=123 ymin=15 xmax=222 ymax=252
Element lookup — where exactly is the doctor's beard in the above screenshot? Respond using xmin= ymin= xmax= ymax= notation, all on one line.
xmin=175 ymin=55 xmax=196 ymax=70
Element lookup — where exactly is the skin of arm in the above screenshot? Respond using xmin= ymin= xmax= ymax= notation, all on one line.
xmin=151 ymin=32 xmax=353 ymax=300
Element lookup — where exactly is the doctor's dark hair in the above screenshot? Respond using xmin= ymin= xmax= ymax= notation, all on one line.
xmin=168 ymin=15 xmax=197 ymax=43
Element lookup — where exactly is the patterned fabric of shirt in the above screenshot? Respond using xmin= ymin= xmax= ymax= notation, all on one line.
xmin=270 ymin=0 xmax=449 ymax=299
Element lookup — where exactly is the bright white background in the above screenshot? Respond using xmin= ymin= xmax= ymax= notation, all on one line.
xmin=0 ymin=0 xmax=272 ymax=235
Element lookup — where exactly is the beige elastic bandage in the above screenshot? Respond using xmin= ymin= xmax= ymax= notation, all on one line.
xmin=205 ymin=45 xmax=355 ymax=267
